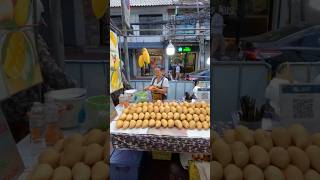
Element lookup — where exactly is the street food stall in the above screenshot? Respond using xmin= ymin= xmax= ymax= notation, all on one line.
xmin=109 ymin=14 xmax=210 ymax=179
xmin=0 ymin=0 xmax=109 ymax=179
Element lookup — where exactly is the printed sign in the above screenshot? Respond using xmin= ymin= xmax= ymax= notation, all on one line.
xmin=0 ymin=30 xmax=43 ymax=96
xmin=279 ymin=84 xmax=320 ymax=132
xmin=110 ymin=31 xmax=123 ymax=93
xmin=0 ymin=0 xmax=43 ymax=98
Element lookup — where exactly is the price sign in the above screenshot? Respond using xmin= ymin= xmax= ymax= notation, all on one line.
xmin=279 ymin=84 xmax=320 ymax=132
xmin=196 ymin=87 xmax=210 ymax=101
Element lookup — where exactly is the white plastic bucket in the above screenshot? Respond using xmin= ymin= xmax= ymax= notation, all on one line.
xmin=46 ymin=88 xmax=87 ymax=129
xmin=124 ymin=89 xmax=137 ymax=102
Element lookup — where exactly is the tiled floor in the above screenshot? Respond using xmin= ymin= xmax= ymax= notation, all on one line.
xmin=140 ymin=153 xmax=189 ymax=180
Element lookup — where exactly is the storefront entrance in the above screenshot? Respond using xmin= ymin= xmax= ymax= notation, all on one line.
xmin=170 ymin=46 xmax=198 ymax=78
xmin=132 ymin=48 xmax=164 ymax=78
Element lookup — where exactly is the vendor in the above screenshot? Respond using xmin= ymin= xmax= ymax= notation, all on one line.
xmin=144 ymin=66 xmax=169 ymax=101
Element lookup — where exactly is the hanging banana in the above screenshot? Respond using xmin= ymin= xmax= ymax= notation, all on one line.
xmin=138 ymin=55 xmax=144 ymax=68
xmin=143 ymin=48 xmax=150 ymax=64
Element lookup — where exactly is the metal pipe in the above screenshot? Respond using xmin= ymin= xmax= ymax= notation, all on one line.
xmin=125 ymin=34 xmax=209 ymax=37
xmin=121 ymin=0 xmax=131 ymax=81
xmin=49 ymin=0 xmax=65 ymax=69
xmin=127 ymin=28 xmax=210 ymax=31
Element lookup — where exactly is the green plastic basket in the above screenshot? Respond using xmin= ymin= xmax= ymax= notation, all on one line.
xmin=85 ymin=95 xmax=108 ymax=130
xmin=132 ymin=91 xmax=149 ymax=103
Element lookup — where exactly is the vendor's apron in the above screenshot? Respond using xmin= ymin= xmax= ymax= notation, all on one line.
xmin=151 ymin=76 xmax=167 ymax=101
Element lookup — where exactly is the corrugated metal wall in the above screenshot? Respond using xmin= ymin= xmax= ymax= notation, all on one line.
xmin=212 ymin=62 xmax=271 ymax=122
xmin=65 ymin=60 xmax=107 ymax=96
xmin=276 ymin=62 xmax=320 ymax=82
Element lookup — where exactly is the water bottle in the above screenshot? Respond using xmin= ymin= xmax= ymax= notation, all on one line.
xmin=44 ymin=98 xmax=62 ymax=146
xmin=29 ymin=102 xmax=45 ymax=143
xmin=29 ymin=102 xmax=45 ymax=155
xmin=119 ymin=94 xmax=125 ymax=107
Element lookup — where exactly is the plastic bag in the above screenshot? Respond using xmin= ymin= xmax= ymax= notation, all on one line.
xmin=265 ymin=78 xmax=290 ymax=115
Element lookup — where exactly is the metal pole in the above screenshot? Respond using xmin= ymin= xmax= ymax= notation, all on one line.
xmin=121 ymin=0 xmax=131 ymax=81
xmin=49 ymin=0 xmax=65 ymax=69
xmin=122 ymin=34 xmax=209 ymax=37
xmin=127 ymin=28 xmax=211 ymax=32
xmin=196 ymin=0 xmax=201 ymax=70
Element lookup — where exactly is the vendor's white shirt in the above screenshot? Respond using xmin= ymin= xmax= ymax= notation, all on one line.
xmin=193 ymin=86 xmax=199 ymax=94
xmin=151 ymin=77 xmax=169 ymax=88
xmin=212 ymin=13 xmax=224 ymax=35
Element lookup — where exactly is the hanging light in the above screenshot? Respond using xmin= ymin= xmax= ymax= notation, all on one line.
xmin=206 ymin=57 xmax=210 ymax=65
xmin=166 ymin=40 xmax=175 ymax=56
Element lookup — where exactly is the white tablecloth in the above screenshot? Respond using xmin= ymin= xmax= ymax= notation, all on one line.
xmin=17 ymin=127 xmax=88 ymax=179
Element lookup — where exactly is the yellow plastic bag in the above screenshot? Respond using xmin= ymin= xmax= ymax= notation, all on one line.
xmin=189 ymin=161 xmax=201 ymax=180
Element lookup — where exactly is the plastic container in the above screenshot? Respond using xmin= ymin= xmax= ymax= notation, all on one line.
xmin=132 ymin=91 xmax=149 ymax=103
xmin=119 ymin=94 xmax=129 ymax=108
xmin=152 ymin=151 xmax=172 ymax=160
xmin=124 ymin=89 xmax=137 ymax=102
xmin=29 ymin=102 xmax=46 ymax=154
xmin=110 ymin=150 xmax=143 ymax=180
xmin=44 ymin=99 xmax=63 ymax=146
xmin=45 ymin=88 xmax=87 ymax=129
xmin=85 ymin=95 xmax=108 ymax=129
xmin=29 ymin=102 xmax=45 ymax=143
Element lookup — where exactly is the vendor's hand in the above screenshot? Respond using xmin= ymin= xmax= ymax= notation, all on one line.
xmin=152 ymin=87 xmax=162 ymax=93
xmin=144 ymin=86 xmax=150 ymax=91
xmin=149 ymin=86 xmax=157 ymax=91
xmin=153 ymin=87 xmax=161 ymax=92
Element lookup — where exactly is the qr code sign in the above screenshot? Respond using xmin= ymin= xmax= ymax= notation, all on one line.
xmin=293 ymin=98 xmax=314 ymax=119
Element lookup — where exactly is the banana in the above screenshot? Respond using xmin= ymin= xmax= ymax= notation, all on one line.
xmin=138 ymin=55 xmax=144 ymax=68
xmin=143 ymin=50 xmax=150 ymax=64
